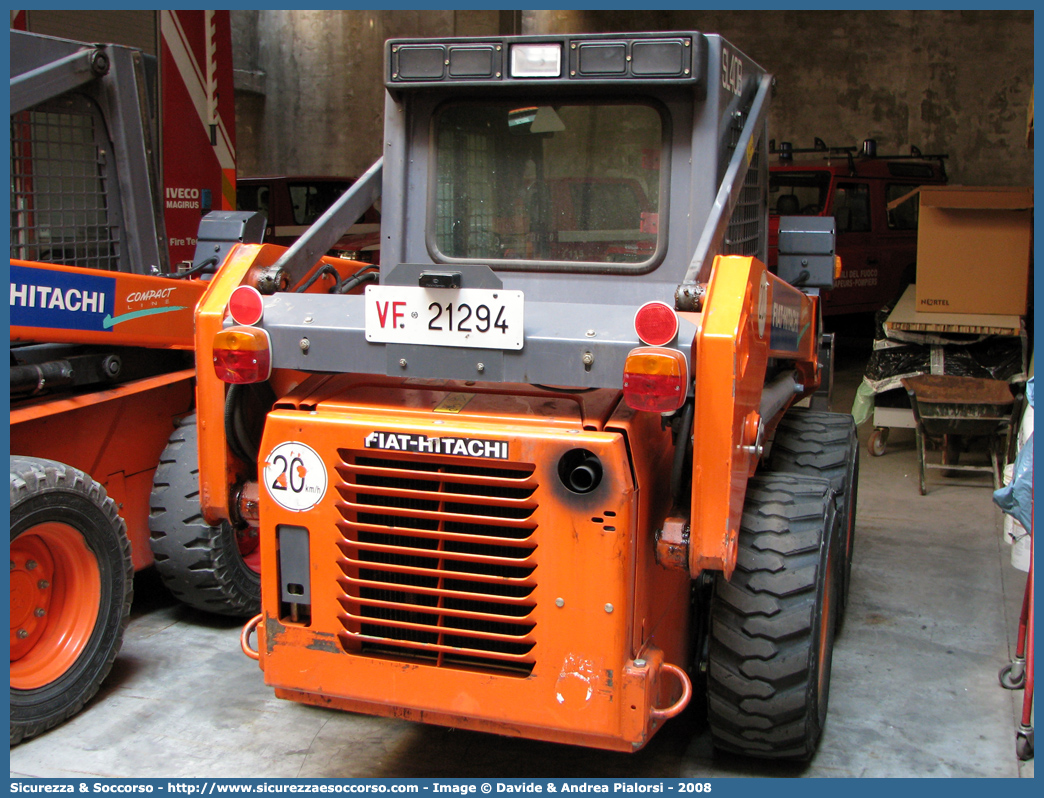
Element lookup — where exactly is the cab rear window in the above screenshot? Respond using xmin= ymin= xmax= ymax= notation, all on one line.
xmin=431 ymin=100 xmax=665 ymax=271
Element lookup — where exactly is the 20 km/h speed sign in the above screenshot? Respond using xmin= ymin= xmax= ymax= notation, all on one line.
xmin=263 ymin=441 xmax=327 ymax=512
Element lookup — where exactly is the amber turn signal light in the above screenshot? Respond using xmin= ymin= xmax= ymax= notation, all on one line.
xmin=213 ymin=326 xmax=272 ymax=384
xmin=622 ymin=347 xmax=688 ymax=413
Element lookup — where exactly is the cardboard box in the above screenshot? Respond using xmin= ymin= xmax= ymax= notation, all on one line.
xmin=889 ymin=186 xmax=1033 ymax=315
xmin=884 ymin=284 xmax=1023 ymax=337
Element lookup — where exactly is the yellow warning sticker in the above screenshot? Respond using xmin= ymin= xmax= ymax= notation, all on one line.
xmin=434 ymin=392 xmax=475 ymax=414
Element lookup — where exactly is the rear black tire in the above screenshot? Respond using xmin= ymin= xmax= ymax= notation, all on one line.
xmin=10 ymin=457 xmax=133 ymax=745
xmin=768 ymin=408 xmax=858 ymax=630
xmin=706 ymin=473 xmax=839 ymax=760
xmin=148 ymin=416 xmax=260 ymax=617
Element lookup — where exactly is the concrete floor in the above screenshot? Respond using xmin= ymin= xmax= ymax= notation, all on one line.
xmin=10 ymin=348 xmax=1034 ymax=779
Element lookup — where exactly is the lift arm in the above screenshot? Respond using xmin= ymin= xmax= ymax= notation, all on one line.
xmin=676 ymin=72 xmax=773 ymax=310
xmin=259 ymin=158 xmax=384 ymax=292
xmin=10 ymin=41 xmax=110 ymax=114
xmin=688 ymin=254 xmax=820 ymax=579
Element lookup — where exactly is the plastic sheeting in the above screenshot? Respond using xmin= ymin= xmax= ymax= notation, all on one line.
xmin=862 ymin=336 xmax=1026 ymax=394
xmin=994 ymin=378 xmax=1034 ymax=534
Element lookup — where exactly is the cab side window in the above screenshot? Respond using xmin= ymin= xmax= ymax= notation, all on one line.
xmin=832 ymin=182 xmax=871 ymax=233
xmin=237 ymin=185 xmax=270 ymax=217
xmin=289 ymin=185 xmax=311 ymax=226
xmin=885 ymin=184 xmax=919 ymax=230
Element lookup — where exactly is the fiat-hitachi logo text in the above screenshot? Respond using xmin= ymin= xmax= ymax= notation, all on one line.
xmin=10 ymin=283 xmax=106 ymax=313
xmin=772 ymin=301 xmax=800 ymax=332
xmin=365 ymin=431 xmax=509 ymax=459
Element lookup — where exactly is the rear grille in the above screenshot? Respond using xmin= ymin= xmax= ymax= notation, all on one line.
xmin=724 ymin=112 xmax=766 ymax=259
xmin=334 ymin=449 xmax=539 ymax=676
xmin=10 ymin=96 xmax=122 ymax=271
xmin=725 ymin=143 xmax=763 ymax=257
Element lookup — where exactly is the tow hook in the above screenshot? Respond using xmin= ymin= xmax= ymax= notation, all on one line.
xmin=241 ymin=613 xmax=262 ymax=661
xmin=650 ymin=662 xmax=692 ymax=720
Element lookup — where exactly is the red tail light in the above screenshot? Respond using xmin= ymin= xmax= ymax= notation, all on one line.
xmin=634 ymin=301 xmax=679 ymax=346
xmin=622 ymin=347 xmax=688 ymax=413
xmin=213 ymin=326 xmax=272 ymax=384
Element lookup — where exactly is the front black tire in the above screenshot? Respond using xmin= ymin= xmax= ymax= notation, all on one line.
xmin=768 ymin=408 xmax=858 ymax=628
xmin=148 ymin=415 xmax=260 ymax=617
xmin=10 ymin=457 xmax=133 ymax=745
xmin=706 ymin=473 xmax=839 ymax=760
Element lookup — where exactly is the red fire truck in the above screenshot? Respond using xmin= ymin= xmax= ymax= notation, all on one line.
xmin=768 ymin=139 xmax=947 ymax=316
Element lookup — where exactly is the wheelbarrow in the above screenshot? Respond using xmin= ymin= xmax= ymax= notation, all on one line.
xmin=901 ymin=374 xmax=1015 ymax=495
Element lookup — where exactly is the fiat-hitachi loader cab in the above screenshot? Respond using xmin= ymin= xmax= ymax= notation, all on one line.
xmin=193 ymin=31 xmax=857 ymax=759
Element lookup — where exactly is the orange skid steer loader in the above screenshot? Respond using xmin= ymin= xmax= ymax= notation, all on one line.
xmin=194 ymin=31 xmax=856 ymax=759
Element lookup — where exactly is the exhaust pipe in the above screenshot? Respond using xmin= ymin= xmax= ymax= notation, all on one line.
xmin=558 ymin=449 xmax=603 ymax=494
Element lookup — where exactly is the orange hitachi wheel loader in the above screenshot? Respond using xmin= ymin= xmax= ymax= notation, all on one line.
xmin=8 ymin=23 xmax=364 ymax=744
xmin=8 ymin=27 xmax=248 ymax=744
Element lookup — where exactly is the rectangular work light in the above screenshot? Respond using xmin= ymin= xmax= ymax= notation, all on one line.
xmin=510 ymin=44 xmax=562 ymax=78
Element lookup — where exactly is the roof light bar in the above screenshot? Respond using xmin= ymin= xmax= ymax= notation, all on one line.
xmin=387 ymin=34 xmax=700 ymax=87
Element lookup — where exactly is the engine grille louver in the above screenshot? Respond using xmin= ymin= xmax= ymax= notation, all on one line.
xmin=334 ymin=450 xmax=539 ymax=676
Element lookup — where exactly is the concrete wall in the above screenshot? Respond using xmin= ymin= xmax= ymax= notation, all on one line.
xmin=233 ymin=10 xmax=1033 ymax=186
xmin=232 ymin=10 xmax=512 ymax=178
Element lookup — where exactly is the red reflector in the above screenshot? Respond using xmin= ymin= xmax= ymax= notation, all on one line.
xmin=634 ymin=301 xmax=678 ymax=346
xmin=228 ymin=285 xmax=265 ymax=326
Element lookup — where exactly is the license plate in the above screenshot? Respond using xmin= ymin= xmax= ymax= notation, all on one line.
xmin=364 ymin=285 xmax=524 ymax=350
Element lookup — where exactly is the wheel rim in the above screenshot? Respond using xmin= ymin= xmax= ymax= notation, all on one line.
xmin=10 ymin=522 xmax=102 ymax=690
xmin=869 ymin=431 xmax=885 ymax=457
